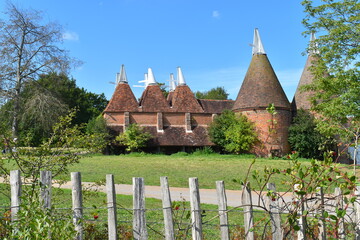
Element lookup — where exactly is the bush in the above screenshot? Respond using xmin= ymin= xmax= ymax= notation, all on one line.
xmin=5 ymin=192 xmax=76 ymax=239
xmin=116 ymin=124 xmax=152 ymax=152
xmin=209 ymin=110 xmax=258 ymax=154
xmin=289 ymin=109 xmax=334 ymax=159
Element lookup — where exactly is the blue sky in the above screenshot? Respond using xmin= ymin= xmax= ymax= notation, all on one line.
xmin=1 ymin=0 xmax=310 ymax=101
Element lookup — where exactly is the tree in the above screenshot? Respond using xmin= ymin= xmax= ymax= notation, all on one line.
xmin=289 ymin=109 xmax=334 ymax=159
xmin=0 ymin=73 xmax=108 ymax=146
xmin=116 ymin=124 xmax=152 ymax=152
xmin=301 ymin=0 xmax=360 ymax=156
xmin=195 ymin=86 xmax=229 ymax=100
xmin=209 ymin=110 xmax=258 ymax=154
xmin=0 ymin=3 xmax=78 ymax=138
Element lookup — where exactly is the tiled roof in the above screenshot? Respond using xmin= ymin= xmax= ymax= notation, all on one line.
xmin=171 ymin=85 xmax=204 ymax=113
xmin=233 ymin=54 xmax=290 ymax=111
xmin=198 ymin=99 xmax=234 ymax=114
xmin=138 ymin=85 xmax=170 ymax=112
xmin=144 ymin=126 xmax=213 ymax=146
xmin=104 ymin=83 xmax=139 ymax=112
xmin=292 ymin=55 xmax=317 ymax=111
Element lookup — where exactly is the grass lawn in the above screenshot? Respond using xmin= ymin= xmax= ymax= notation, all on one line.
xmin=61 ymin=153 xmax=311 ymax=192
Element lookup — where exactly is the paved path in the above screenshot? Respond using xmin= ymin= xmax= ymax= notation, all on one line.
xmin=56 ymin=181 xmax=293 ymax=207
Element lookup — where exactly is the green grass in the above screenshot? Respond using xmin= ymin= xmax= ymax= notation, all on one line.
xmin=59 ymin=153 xmax=311 ymax=192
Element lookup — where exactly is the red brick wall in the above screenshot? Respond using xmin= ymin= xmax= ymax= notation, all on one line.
xmin=240 ymin=109 xmax=291 ymax=156
xmin=130 ymin=112 xmax=157 ymax=125
xmin=163 ymin=113 xmax=185 ymax=126
xmin=103 ymin=113 xmax=124 ymax=125
xmin=192 ymin=114 xmax=212 ymax=126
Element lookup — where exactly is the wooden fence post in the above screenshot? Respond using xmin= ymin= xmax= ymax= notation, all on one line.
xmin=106 ymin=174 xmax=118 ymax=240
xmin=10 ymin=170 xmax=21 ymax=222
xmin=216 ymin=181 xmax=229 ymax=240
xmin=335 ymin=188 xmax=345 ymax=239
xmin=160 ymin=176 xmax=175 ymax=240
xmin=133 ymin=177 xmax=148 ymax=240
xmin=355 ymin=186 xmax=360 ymax=240
xmin=71 ymin=172 xmax=83 ymax=240
xmin=294 ymin=184 xmax=306 ymax=240
xmin=242 ymin=182 xmax=254 ymax=240
xmin=267 ymin=183 xmax=282 ymax=240
xmin=316 ymin=187 xmax=327 ymax=240
xmin=189 ymin=177 xmax=202 ymax=240
xmin=40 ymin=171 xmax=52 ymax=209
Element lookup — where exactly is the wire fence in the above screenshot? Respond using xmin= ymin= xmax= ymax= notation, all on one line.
xmin=4 ymin=170 xmax=360 ymax=239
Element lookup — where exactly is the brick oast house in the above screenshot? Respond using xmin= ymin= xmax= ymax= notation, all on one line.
xmin=103 ymin=29 xmax=316 ymax=156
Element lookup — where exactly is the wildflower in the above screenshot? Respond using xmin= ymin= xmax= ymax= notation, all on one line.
xmin=93 ymin=215 xmax=99 ymax=220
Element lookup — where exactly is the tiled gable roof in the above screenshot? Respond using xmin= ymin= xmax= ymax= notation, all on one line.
xmin=233 ymin=54 xmax=290 ymax=111
xmin=139 ymin=85 xmax=170 ymax=112
xmin=104 ymin=83 xmax=139 ymax=112
xmin=198 ymin=99 xmax=234 ymax=114
xmin=291 ymin=55 xmax=318 ymax=111
xmin=171 ymin=85 xmax=204 ymax=113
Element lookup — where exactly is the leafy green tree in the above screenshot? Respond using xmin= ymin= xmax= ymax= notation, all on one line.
xmin=301 ymin=0 xmax=360 ymax=154
xmin=32 ymin=73 xmax=108 ymax=125
xmin=0 ymin=73 xmax=108 ymax=146
xmin=0 ymin=3 xmax=79 ymax=138
xmin=116 ymin=124 xmax=152 ymax=152
xmin=289 ymin=109 xmax=334 ymax=159
xmin=195 ymin=86 xmax=229 ymax=100
xmin=209 ymin=110 xmax=257 ymax=154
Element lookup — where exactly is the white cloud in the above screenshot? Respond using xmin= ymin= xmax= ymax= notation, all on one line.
xmin=62 ymin=31 xmax=79 ymax=41
xmin=212 ymin=10 xmax=220 ymax=19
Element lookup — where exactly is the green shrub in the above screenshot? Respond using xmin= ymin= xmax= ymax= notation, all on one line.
xmin=289 ymin=109 xmax=334 ymax=159
xmin=209 ymin=110 xmax=258 ymax=154
xmin=116 ymin=124 xmax=152 ymax=152
xmin=192 ymin=146 xmax=215 ymax=155
xmin=5 ymin=194 xmax=76 ymax=239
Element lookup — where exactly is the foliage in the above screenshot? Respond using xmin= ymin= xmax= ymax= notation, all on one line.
xmin=301 ymin=0 xmax=360 ymax=154
xmin=0 ymin=3 xmax=79 ymax=138
xmin=245 ymin=151 xmax=357 ymax=238
xmin=209 ymin=110 xmax=257 ymax=154
xmin=289 ymin=109 xmax=334 ymax=159
xmin=0 ymin=72 xmax=108 ymax=146
xmin=4 ymin=192 xmax=76 ymax=240
xmin=0 ymin=109 xmax=106 ymax=185
xmin=195 ymin=86 xmax=229 ymax=100
xmin=157 ymin=82 xmax=169 ymax=98
xmin=192 ymin=147 xmax=215 ymax=155
xmin=86 ymin=115 xmax=109 ymax=136
xmin=116 ymin=124 xmax=152 ymax=152
xmin=33 ymin=73 xmax=108 ymax=125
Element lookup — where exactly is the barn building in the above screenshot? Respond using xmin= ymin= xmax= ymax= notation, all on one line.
xmin=103 ymin=29 xmax=316 ymax=156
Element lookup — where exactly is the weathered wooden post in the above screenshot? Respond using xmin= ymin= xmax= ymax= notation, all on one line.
xmin=10 ymin=170 xmax=21 ymax=222
xmin=242 ymin=182 xmax=254 ymax=240
xmin=335 ymin=188 xmax=345 ymax=239
xmin=294 ymin=184 xmax=306 ymax=240
xmin=267 ymin=183 xmax=282 ymax=240
xmin=317 ymin=187 xmax=327 ymax=240
xmin=189 ymin=177 xmax=202 ymax=240
xmin=106 ymin=174 xmax=118 ymax=240
xmin=71 ymin=172 xmax=83 ymax=240
xmin=133 ymin=177 xmax=148 ymax=240
xmin=40 ymin=170 xmax=52 ymax=209
xmin=355 ymin=186 xmax=360 ymax=240
xmin=216 ymin=180 xmax=229 ymax=240
xmin=160 ymin=176 xmax=175 ymax=240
